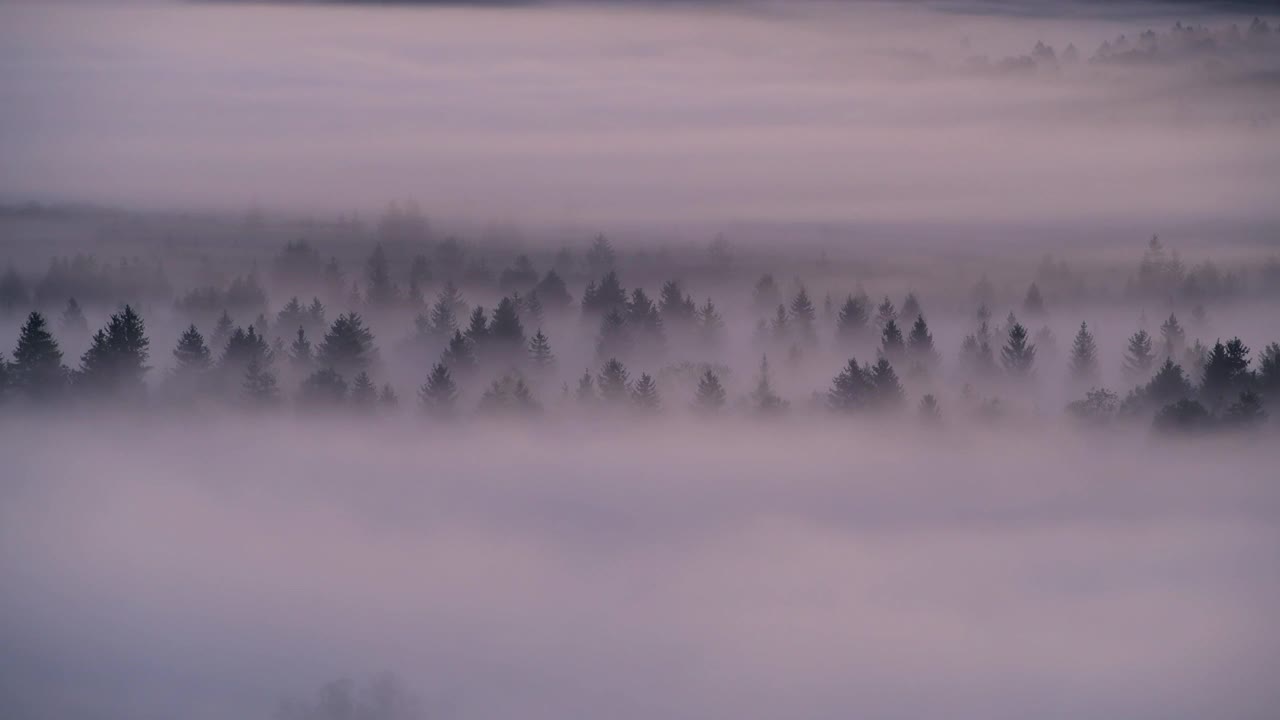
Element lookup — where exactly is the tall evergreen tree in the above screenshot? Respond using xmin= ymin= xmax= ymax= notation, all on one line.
xmin=836 ymin=294 xmax=869 ymax=344
xmin=300 ymin=367 xmax=348 ymax=407
xmin=463 ymin=306 xmax=489 ymax=354
xmin=1000 ymin=322 xmax=1036 ymax=377
xmin=1257 ymin=342 xmax=1280 ymax=399
xmin=1122 ymin=329 xmax=1156 ymax=380
xmin=10 ymin=311 xmax=66 ymax=399
xmin=427 ymin=282 xmax=463 ymax=337
xmin=595 ymin=308 xmax=631 ymax=362
xmin=219 ymin=325 xmax=271 ymax=378
xmin=350 ymin=371 xmax=378 ymax=409
xmin=379 ymin=383 xmax=399 ymax=408
xmin=419 ymin=362 xmax=457 ymax=416
xmin=597 ymin=358 xmax=631 ymax=404
xmin=210 ymin=310 xmax=234 ymax=353
xmin=752 ymin=274 xmax=780 ymax=314
xmin=880 ymin=319 xmax=906 ymax=364
xmin=488 ymin=297 xmax=526 ymax=357
xmin=875 ymin=297 xmax=897 ymax=333
xmin=534 ymin=270 xmax=572 ymax=311
xmin=918 ymin=394 xmax=941 ymax=423
xmin=693 ymin=368 xmax=726 ymax=412
xmin=750 ymin=354 xmax=786 ymax=415
xmin=1145 ymin=357 xmax=1194 ymax=408
xmin=1200 ymin=338 xmax=1251 ymax=409
xmin=900 ymin=292 xmax=922 ymax=324
xmin=697 ymin=298 xmax=724 ymax=347
xmin=288 ymin=326 xmax=314 ymax=372
xmin=60 ymin=298 xmax=88 ymax=336
xmin=658 ymin=280 xmax=696 ymax=328
xmin=316 ymin=312 xmax=376 ymax=378
xmin=242 ymin=359 xmax=279 ymax=406
xmin=575 ymin=369 xmax=596 ymax=405
xmin=868 ymin=357 xmax=905 ymax=409
xmin=1068 ymin=321 xmax=1099 ymax=383
xmin=1022 ymin=283 xmax=1046 ymax=317
xmin=442 ymin=329 xmax=477 ymax=377
xmin=828 ymin=357 xmax=871 ymax=412
xmin=79 ymin=305 xmax=150 ymax=397
xmin=364 ymin=243 xmax=399 ymax=307
xmin=1160 ymin=313 xmax=1185 ymax=359
xmin=770 ymin=304 xmax=790 ymax=344
xmin=173 ymin=324 xmax=212 ymax=376
xmin=906 ymin=314 xmax=939 ymax=373
xmin=1222 ymin=390 xmax=1267 ymax=429
xmin=478 ymin=374 xmax=540 ymax=415
xmin=528 ymin=330 xmax=555 ymax=371
xmin=789 ymin=286 xmax=817 ymax=345
xmin=631 ymin=372 xmax=660 ymax=411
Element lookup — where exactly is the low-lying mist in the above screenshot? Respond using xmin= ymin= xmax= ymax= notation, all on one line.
xmin=2 ymin=415 xmax=1278 ymax=720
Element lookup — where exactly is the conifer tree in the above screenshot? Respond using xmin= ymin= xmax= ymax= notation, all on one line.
xmin=350 ymin=371 xmax=377 ymax=409
xmin=60 ymin=298 xmax=88 ymax=336
xmin=79 ymin=305 xmax=150 ymax=397
xmin=288 ymin=326 xmax=313 ymax=371
xmin=1122 ymin=329 xmax=1155 ymax=380
xmin=1068 ymin=321 xmax=1099 ymax=383
xmin=488 ymin=297 xmax=526 ymax=357
xmin=1258 ymin=342 xmax=1280 ymax=398
xmin=900 ymin=292 xmax=922 ymax=324
xmin=836 ymin=294 xmax=869 ymax=344
xmin=242 ymin=359 xmax=279 ymax=406
xmin=880 ymin=319 xmax=906 ymax=365
xmin=875 ymin=296 xmax=897 ymax=333
xmin=627 ymin=288 xmax=665 ymax=350
xmin=463 ymin=306 xmax=489 ymax=354
xmin=276 ymin=297 xmax=306 ymax=334
xmin=442 ymin=329 xmax=477 ymax=377
xmin=523 ymin=291 xmax=545 ymax=329
xmin=693 ymin=368 xmax=726 ymax=412
xmin=307 ymin=298 xmax=327 ymax=332
xmin=1222 ymin=390 xmax=1267 ymax=429
xmin=1022 ymin=283 xmax=1046 ymax=317
xmin=479 ymin=374 xmax=539 ymax=415
xmin=697 ymin=298 xmax=724 ymax=347
xmin=379 ymin=383 xmax=398 ymax=408
xmin=1200 ymin=338 xmax=1250 ymax=409
xmin=1160 ymin=313 xmax=1185 ymax=359
xmin=868 ymin=356 xmax=905 ymax=408
xmin=419 ymin=363 xmax=457 ymax=416
xmin=750 ymin=354 xmax=786 ymax=415
xmin=10 ymin=311 xmax=66 ymax=399
xmin=827 ymin=357 xmax=870 ymax=412
xmin=0 ymin=352 xmax=10 ymax=402
xmin=631 ymin=372 xmax=660 ymax=411
xmin=906 ymin=314 xmax=939 ymax=373
xmin=534 ymin=270 xmax=572 ymax=311
xmin=789 ymin=286 xmax=817 ymax=345
xmin=528 ymin=330 xmax=555 ymax=371
xmin=597 ymin=358 xmax=631 ymax=404
xmin=219 ymin=325 xmax=271 ymax=378
xmin=173 ymin=324 xmax=212 ymax=376
xmin=210 ymin=310 xmax=234 ymax=353
xmin=770 ymin=304 xmax=790 ymax=344
xmin=752 ymin=274 xmax=780 ymax=314
xmin=1000 ymin=322 xmax=1036 ymax=378
xmin=300 ymin=367 xmax=348 ymax=407
xmin=428 ymin=282 xmax=463 ymax=338
xmin=315 ymin=312 xmax=376 ymax=378
xmin=364 ymin=243 xmax=399 ymax=307
xmin=658 ymin=280 xmax=696 ymax=328
xmin=1145 ymin=357 xmax=1194 ymax=408
xmin=575 ymin=369 xmax=596 ymax=405
xmin=918 ymin=394 xmax=941 ymax=423
xmin=596 ymin=308 xmax=631 ymax=362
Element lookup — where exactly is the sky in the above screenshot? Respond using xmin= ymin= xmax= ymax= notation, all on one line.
xmin=1 ymin=0 xmax=1278 ymax=230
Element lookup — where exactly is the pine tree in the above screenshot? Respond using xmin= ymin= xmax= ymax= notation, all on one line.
xmin=575 ymin=369 xmax=595 ymax=405
xmin=1258 ymin=342 xmax=1280 ymax=398
xmin=1200 ymin=338 xmax=1250 ymax=409
xmin=828 ymin=357 xmax=870 ymax=412
xmin=836 ymin=294 xmax=869 ymax=344
xmin=789 ymin=286 xmax=817 ymax=345
xmin=479 ymin=374 xmax=540 ymax=416
xmin=364 ymin=243 xmax=399 ymax=307
xmin=1068 ymin=321 xmax=1099 ymax=383
xmin=350 ymin=371 xmax=377 ymax=409
xmin=219 ymin=325 xmax=271 ymax=378
xmin=658 ymin=280 xmax=696 ymax=328
xmin=428 ymin=282 xmax=463 ymax=337
xmin=875 ymin=297 xmax=897 ymax=332
xmin=10 ymin=311 xmax=66 ymax=399
xmin=488 ymin=297 xmax=526 ymax=357
xmin=242 ymin=359 xmax=279 ymax=406
xmin=752 ymin=274 xmax=780 ymax=314
xmin=60 ymin=298 xmax=88 ymax=336
xmin=1022 ymin=283 xmax=1046 ymax=317
xmin=693 ymin=368 xmax=726 ymax=412
xmin=1000 ymin=322 xmax=1036 ymax=378
xmin=627 ymin=288 xmax=665 ymax=350
xmin=79 ymin=305 xmax=150 ymax=397
xmin=1146 ymin=357 xmax=1194 ymax=407
xmin=750 ymin=354 xmax=786 ymax=415
xmin=210 ymin=310 xmax=234 ymax=353
xmin=595 ymin=308 xmax=631 ymax=362
xmin=300 ymin=367 xmax=348 ymax=407
xmin=307 ymin=298 xmax=327 ymax=332
xmin=289 ymin=326 xmax=313 ymax=371
xmin=697 ymin=298 xmax=724 ymax=347
xmin=597 ymin=358 xmax=630 ymax=404
xmin=1222 ymin=390 xmax=1267 ymax=429
xmin=918 ymin=394 xmax=941 ymax=423
xmin=631 ymin=373 xmax=660 ymax=411
xmin=419 ymin=362 xmax=457 ymax=416
xmin=463 ymin=306 xmax=489 ymax=355
xmin=906 ymin=314 xmax=939 ymax=373
xmin=586 ymin=234 xmax=617 ymax=275
xmin=379 ymin=383 xmax=399 ymax=408
xmin=880 ymin=319 xmax=905 ymax=364
xmin=770 ymin=304 xmax=790 ymax=344
xmin=534 ymin=270 xmax=573 ymax=311
xmin=276 ymin=297 xmax=306 ymax=335
xmin=528 ymin=330 xmax=555 ymax=371
xmin=316 ymin=312 xmax=376 ymax=378
xmin=442 ymin=329 xmax=477 ymax=376
xmin=900 ymin=292 xmax=922 ymax=324
xmin=868 ymin=357 xmax=905 ymax=409
xmin=523 ymin=291 xmax=545 ymax=329
xmin=1160 ymin=313 xmax=1185 ymax=359
xmin=173 ymin=324 xmax=212 ymax=376
xmin=1122 ymin=329 xmax=1155 ymax=380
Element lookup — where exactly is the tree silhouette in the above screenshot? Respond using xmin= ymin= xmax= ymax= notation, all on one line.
xmin=828 ymin=357 xmax=871 ymax=412
xmin=1068 ymin=321 xmax=1099 ymax=383
xmin=379 ymin=383 xmax=399 ymax=408
xmin=210 ymin=310 xmax=234 ymax=353
xmin=901 ymin=292 xmax=922 ymax=323
xmin=631 ymin=372 xmax=660 ymax=411
xmin=918 ymin=394 xmax=941 ymax=423
xmin=300 ymin=367 xmax=347 ymax=407
xmin=534 ymin=270 xmax=572 ymax=311
xmin=750 ymin=354 xmax=786 ymax=415
xmin=658 ymin=280 xmax=697 ymax=329
xmin=1222 ymin=390 xmax=1267 ymax=429
xmin=1258 ymin=342 xmax=1280 ymax=399
xmin=836 ymin=294 xmax=870 ymax=344
xmin=575 ymin=369 xmax=596 ymax=405
xmin=1000 ymin=322 xmax=1036 ymax=378
xmin=316 ymin=313 xmax=376 ymax=378
xmin=242 ymin=359 xmax=280 ymax=407
xmin=60 ymin=298 xmax=88 ymax=336
xmin=752 ymin=274 xmax=780 ymax=314
xmin=789 ymin=286 xmax=817 ymax=345
xmin=173 ymin=324 xmax=212 ymax=377
xmin=880 ymin=319 xmax=906 ymax=365
xmin=288 ymin=326 xmax=314 ymax=372
xmin=595 ymin=308 xmax=631 ymax=363
xmin=697 ymin=298 xmax=724 ymax=347
xmin=693 ymin=368 xmax=726 ymax=411
xmin=906 ymin=314 xmax=939 ymax=373
xmin=350 ymin=371 xmax=377 ymax=410
xmin=488 ymin=296 xmax=527 ymax=358
xmin=528 ymin=330 xmax=555 ymax=372
xmin=442 ymin=329 xmax=477 ymax=377
xmin=1200 ymin=338 xmax=1250 ymax=410
xmin=79 ymin=305 xmax=150 ymax=398
xmin=479 ymin=374 xmax=540 ymax=415
xmin=463 ymin=306 xmax=489 ymax=355
xmin=1022 ymin=283 xmax=1046 ymax=317
xmin=1122 ymin=329 xmax=1155 ymax=380
xmin=875 ymin=296 xmax=897 ymax=333
xmin=1160 ymin=313 xmax=1185 ymax=359
xmin=597 ymin=358 xmax=631 ymax=404
xmin=427 ymin=282 xmax=463 ymax=338
xmin=10 ymin=311 xmax=66 ymax=399
xmin=364 ymin=244 xmax=399 ymax=307
xmin=419 ymin=363 xmax=457 ymax=416
xmin=1153 ymin=398 xmax=1213 ymax=433
xmin=586 ymin=234 xmax=616 ymax=275
xmin=868 ymin=357 xmax=905 ymax=409
xmin=770 ymin=304 xmax=790 ymax=345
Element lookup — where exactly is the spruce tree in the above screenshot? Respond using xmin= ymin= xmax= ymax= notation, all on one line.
xmin=1144 ymin=357 xmax=1194 ymax=408
xmin=463 ymin=306 xmax=489 ymax=355
xmin=242 ymin=359 xmax=280 ymax=407
xmin=906 ymin=314 xmax=939 ymax=373
xmin=1258 ymin=342 xmax=1280 ymax=398
xmin=350 ymin=371 xmax=377 ymax=409
xmin=836 ymin=294 xmax=869 ymax=344
xmin=419 ymin=362 xmax=457 ymax=416
xmin=880 ymin=319 xmax=905 ymax=365
xmin=364 ymin=243 xmax=399 ymax=307
xmin=173 ymin=324 xmax=212 ymax=375
xmin=479 ymin=374 xmax=539 ymax=415
xmin=1022 ymin=283 xmax=1046 ymax=317
xmin=575 ymin=369 xmax=596 ymax=405
xmin=289 ymin=326 xmax=313 ymax=371
xmin=627 ymin=288 xmax=665 ymax=350
xmin=442 ymin=329 xmax=477 ymax=377
xmin=1068 ymin=321 xmax=1099 ymax=383
xmin=1200 ymin=338 xmax=1250 ymax=409
xmin=60 ymin=298 xmax=88 ymax=336
xmin=1000 ymin=322 xmax=1036 ymax=378
xmin=488 ymin=296 xmax=526 ymax=357
xmin=752 ymin=274 xmax=780 ymax=314
xmin=918 ymin=394 xmax=941 ymax=423
xmin=210 ymin=310 xmax=234 ymax=353
xmin=219 ymin=325 xmax=271 ymax=378
xmin=631 ymin=373 xmax=660 ymax=411
xmin=875 ymin=296 xmax=897 ymax=333
xmin=658 ymin=280 xmax=696 ymax=328
xmin=868 ymin=357 xmax=905 ymax=409
xmin=379 ymin=383 xmax=399 ymax=408
xmin=595 ymin=308 xmax=631 ymax=362
xmin=900 ymin=292 xmax=922 ymax=324
xmin=750 ymin=354 xmax=786 ymax=415
xmin=528 ymin=330 xmax=555 ymax=371
xmin=770 ymin=304 xmax=790 ymax=344
xmin=11 ymin=311 xmax=66 ymax=399
xmin=597 ymin=358 xmax=631 ymax=404
xmin=534 ymin=270 xmax=572 ymax=311
xmin=693 ymin=368 xmax=726 ymax=412
xmin=697 ymin=298 xmax=724 ymax=347
xmin=428 ymin=282 xmax=462 ymax=338
xmin=315 ymin=312 xmax=376 ymax=378
xmin=1160 ymin=313 xmax=1185 ymax=359
xmin=300 ymin=367 xmax=348 ymax=407
xmin=1122 ymin=329 xmax=1155 ymax=380
xmin=1222 ymin=390 xmax=1267 ymax=429
xmin=79 ymin=305 xmax=150 ymax=397
xmin=827 ymin=357 xmax=870 ymax=412
xmin=789 ymin=286 xmax=817 ymax=345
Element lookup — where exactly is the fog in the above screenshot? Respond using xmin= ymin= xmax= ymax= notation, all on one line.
xmin=2 ymin=1 xmax=1280 ymax=718
xmin=2 ymin=416 xmax=1278 ymax=720
xmin=2 ymin=0 xmax=1279 ymax=229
